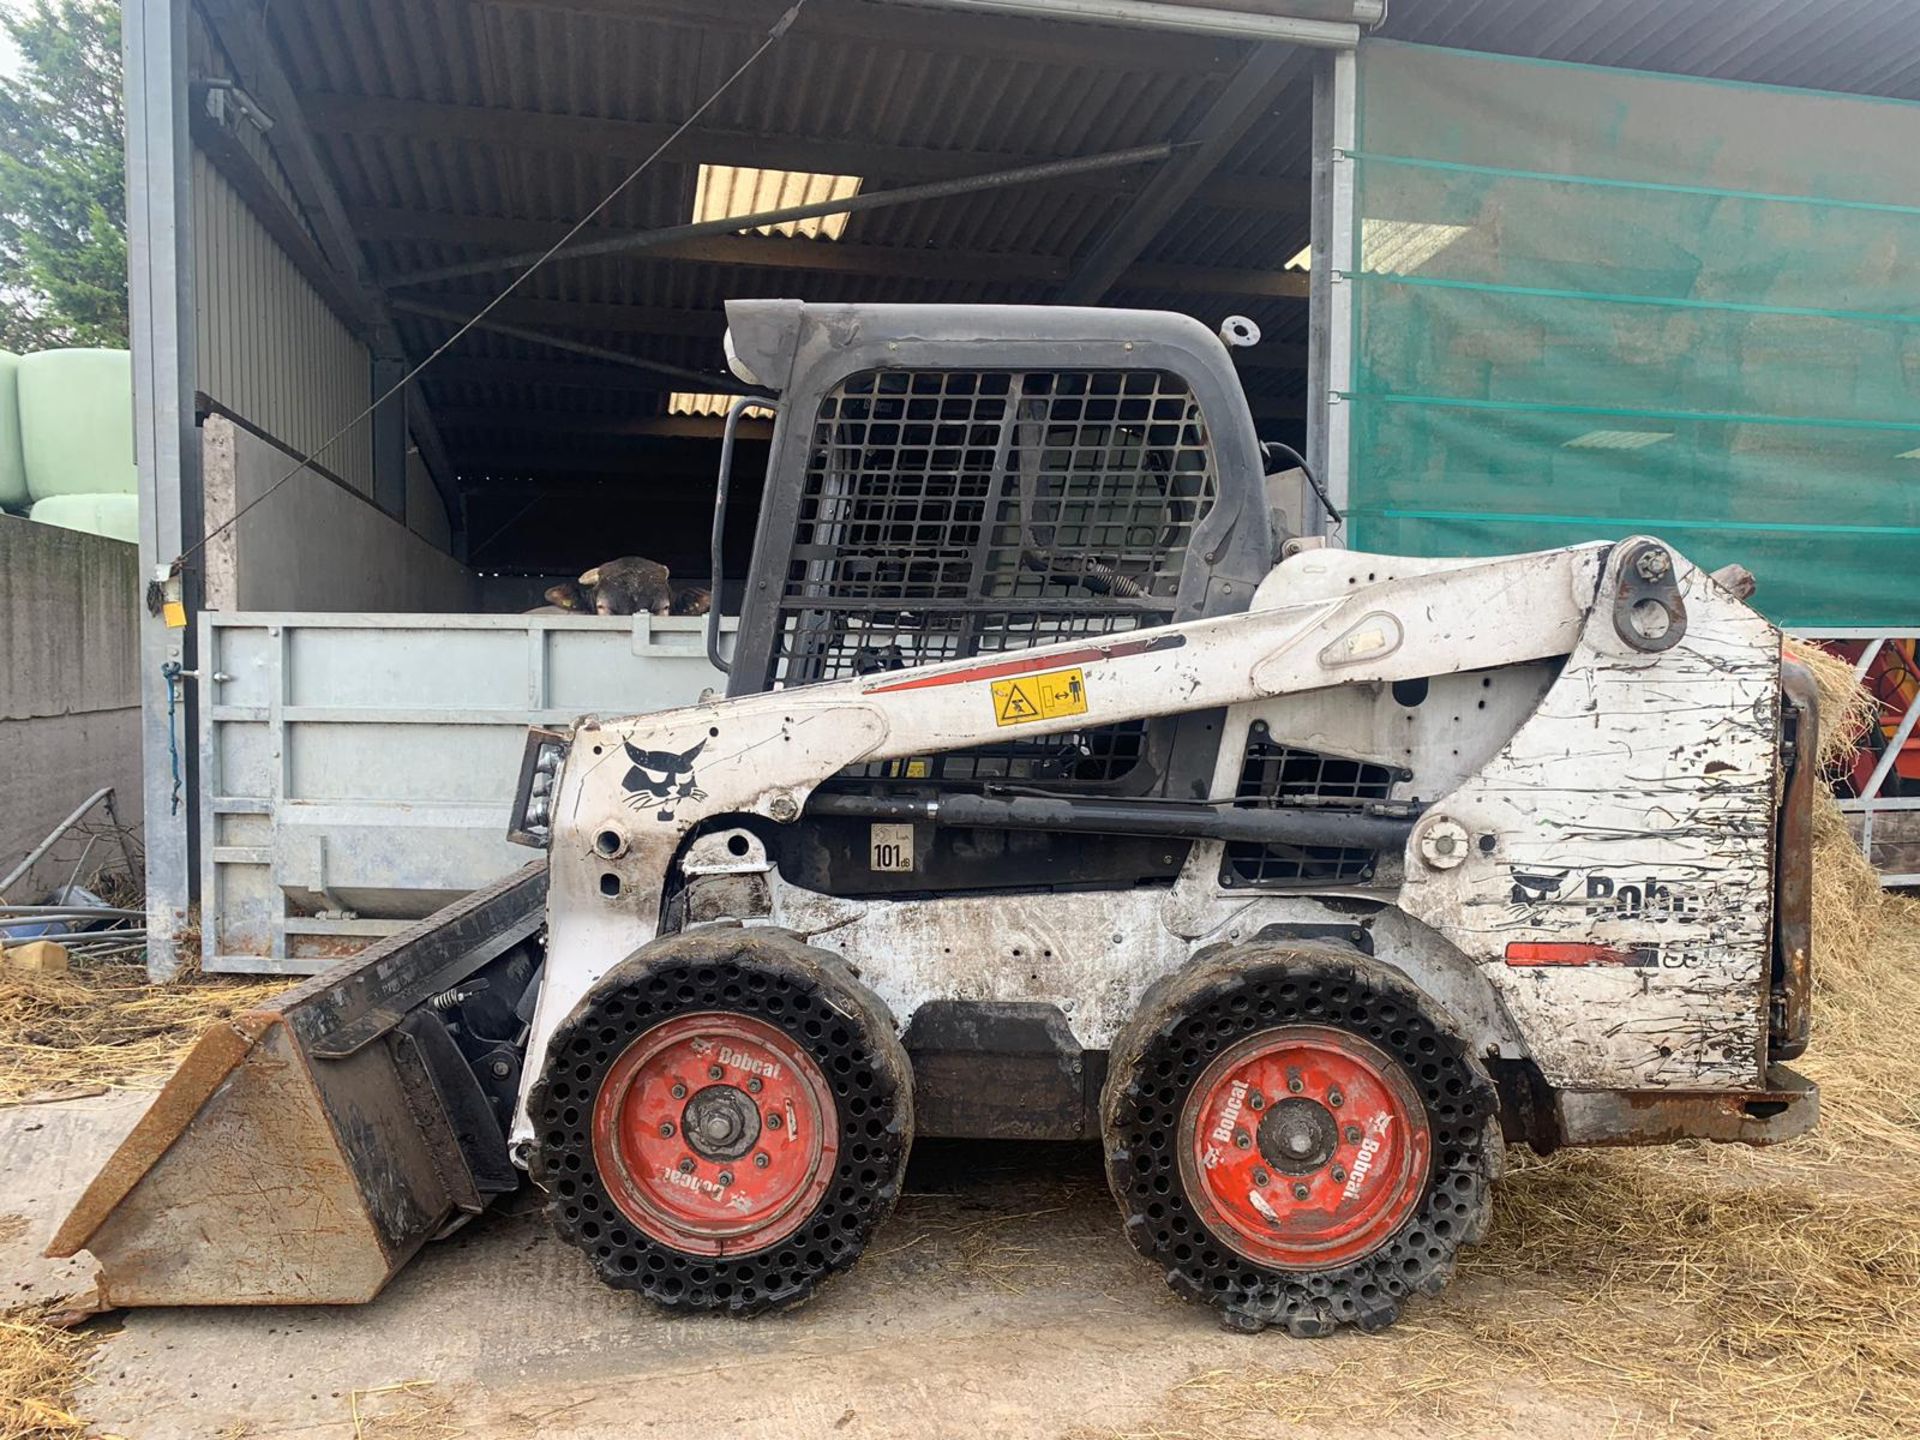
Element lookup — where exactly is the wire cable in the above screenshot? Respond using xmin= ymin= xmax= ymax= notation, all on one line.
xmin=173 ymin=0 xmax=810 ymax=571
xmin=1263 ymin=440 xmax=1343 ymax=526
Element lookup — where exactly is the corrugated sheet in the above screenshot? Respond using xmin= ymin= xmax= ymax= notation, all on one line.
xmin=192 ymin=151 xmax=376 ymax=497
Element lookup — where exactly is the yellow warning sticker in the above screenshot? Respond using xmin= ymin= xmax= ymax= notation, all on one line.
xmin=162 ymin=600 xmax=188 ymax=629
xmin=991 ymin=667 xmax=1089 ymax=727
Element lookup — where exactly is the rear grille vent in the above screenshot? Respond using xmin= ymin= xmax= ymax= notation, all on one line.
xmin=1224 ymin=740 xmax=1396 ymax=886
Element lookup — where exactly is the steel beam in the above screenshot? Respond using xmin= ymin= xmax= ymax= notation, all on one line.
xmin=878 ymin=0 xmax=1373 ymax=45
xmin=412 ymin=301 xmax=1306 ymax=367
xmin=126 ymin=0 xmax=197 ymax=980
xmin=388 ymin=299 xmax=761 ymax=392
xmin=419 ymin=357 xmax=685 ymax=393
xmin=359 ymin=209 xmax=1308 ymax=296
xmin=1320 ymin=45 xmax=1357 ymax=536
xmin=301 ymin=95 xmax=1307 ymax=217
xmin=370 ymin=355 xmax=408 ymax=519
xmin=434 ymin=410 xmax=774 ymax=442
xmin=388 ymin=143 xmax=1181 ymax=288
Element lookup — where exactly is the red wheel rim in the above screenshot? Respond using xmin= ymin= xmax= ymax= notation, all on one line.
xmin=591 ymin=1012 xmax=839 ymax=1257
xmin=1178 ymin=1025 xmax=1430 ymax=1270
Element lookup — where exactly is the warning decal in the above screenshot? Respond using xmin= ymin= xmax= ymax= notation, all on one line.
xmin=990 ymin=667 xmax=1089 ymax=727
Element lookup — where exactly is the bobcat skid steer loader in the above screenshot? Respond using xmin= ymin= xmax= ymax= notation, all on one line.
xmin=55 ymin=303 xmax=1818 ymax=1337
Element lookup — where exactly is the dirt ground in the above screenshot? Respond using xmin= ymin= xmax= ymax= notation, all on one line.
xmin=2 ymin=1093 xmax=1616 ymax=1440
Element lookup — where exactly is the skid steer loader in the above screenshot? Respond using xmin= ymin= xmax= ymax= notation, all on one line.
xmin=54 ymin=302 xmax=1819 ymax=1336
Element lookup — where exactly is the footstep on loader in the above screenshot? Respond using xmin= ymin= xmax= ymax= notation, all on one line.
xmin=53 ymin=303 xmax=1819 ymax=1335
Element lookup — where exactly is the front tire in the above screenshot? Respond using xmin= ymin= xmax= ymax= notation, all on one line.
xmin=1102 ymin=945 xmax=1498 ymax=1335
xmin=529 ymin=929 xmax=912 ymax=1315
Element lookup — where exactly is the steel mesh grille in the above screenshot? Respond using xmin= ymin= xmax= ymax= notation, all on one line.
xmin=774 ymin=368 xmax=1217 ymax=687
xmin=1224 ymin=739 xmax=1396 ymax=885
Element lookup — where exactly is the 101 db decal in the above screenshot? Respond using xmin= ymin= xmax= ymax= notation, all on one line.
xmin=991 ymin=667 xmax=1089 ymax=726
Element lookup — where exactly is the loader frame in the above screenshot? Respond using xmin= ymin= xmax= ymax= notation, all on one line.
xmin=519 ymin=535 xmax=1811 ymax=1155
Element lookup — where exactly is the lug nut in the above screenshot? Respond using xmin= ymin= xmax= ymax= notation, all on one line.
xmin=767 ymin=1111 xmax=783 ymax=1130
xmin=1292 ymin=1183 xmax=1310 ymax=1201
xmin=1345 ymin=1124 xmax=1362 ymax=1143
xmin=1287 ymin=1076 xmax=1304 ymax=1094
xmin=1252 ymin=1168 xmax=1270 ymax=1186
xmin=670 ymin=1083 xmax=686 ymax=1099
xmin=679 ymin=1158 xmax=696 ymax=1173
xmin=718 ymin=1170 xmax=734 ymax=1185
xmin=659 ymin=1122 xmax=675 ymax=1137
xmin=1327 ymin=1089 xmax=1344 ymax=1108
xmin=748 ymin=1077 xmax=763 ymax=1093
xmin=1234 ymin=1131 xmax=1251 ymax=1149
xmin=709 ymin=1064 xmax=725 ymax=1080
xmin=754 ymin=1152 xmax=770 ymax=1169
xmin=1248 ymin=1091 xmax=1265 ymax=1111
xmin=1331 ymin=1165 xmax=1347 ymax=1182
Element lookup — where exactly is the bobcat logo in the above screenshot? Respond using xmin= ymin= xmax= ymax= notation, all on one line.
xmin=622 ymin=738 xmax=707 ymax=822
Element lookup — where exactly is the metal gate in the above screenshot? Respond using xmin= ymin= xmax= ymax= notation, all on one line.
xmin=198 ymin=611 xmax=735 ymax=973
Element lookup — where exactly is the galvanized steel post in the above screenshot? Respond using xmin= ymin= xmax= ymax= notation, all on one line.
xmin=125 ymin=0 xmax=200 ymax=980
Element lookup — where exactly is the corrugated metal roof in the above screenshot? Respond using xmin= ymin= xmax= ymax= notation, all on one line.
xmin=227 ymin=0 xmax=1920 ymax=488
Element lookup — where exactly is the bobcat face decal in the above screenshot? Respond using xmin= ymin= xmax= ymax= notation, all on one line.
xmin=622 ymin=738 xmax=708 ymax=822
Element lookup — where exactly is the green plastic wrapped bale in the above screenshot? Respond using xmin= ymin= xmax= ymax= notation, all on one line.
xmin=29 ymin=493 xmax=139 ymax=545
xmin=18 ymin=348 xmax=136 ymax=500
xmin=0 ymin=352 xmax=26 ymax=510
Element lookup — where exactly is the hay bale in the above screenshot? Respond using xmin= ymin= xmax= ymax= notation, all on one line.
xmin=16 ymin=350 xmax=134 ymax=501
xmin=24 ymin=494 xmax=138 ymax=545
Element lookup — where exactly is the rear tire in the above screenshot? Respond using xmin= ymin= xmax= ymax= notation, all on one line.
xmin=529 ymin=928 xmax=912 ymax=1315
xmin=1101 ymin=944 xmax=1498 ymax=1335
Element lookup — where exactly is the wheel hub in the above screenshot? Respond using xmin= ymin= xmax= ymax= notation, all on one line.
xmin=1178 ymin=1024 xmax=1430 ymax=1271
xmin=683 ymin=1084 xmax=761 ymax=1161
xmin=1259 ymin=1097 xmax=1339 ymax=1174
xmin=590 ymin=1012 xmax=837 ymax=1257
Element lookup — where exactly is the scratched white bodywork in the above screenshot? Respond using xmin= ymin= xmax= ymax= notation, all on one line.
xmin=1397 ymin=562 xmax=1780 ymax=1089
xmin=514 ymin=540 xmax=1782 ymax=1149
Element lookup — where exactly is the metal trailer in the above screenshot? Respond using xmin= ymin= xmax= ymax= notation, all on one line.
xmin=197 ymin=611 xmax=736 ymax=972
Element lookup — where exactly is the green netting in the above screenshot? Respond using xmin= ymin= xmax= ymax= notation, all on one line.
xmin=1346 ymin=42 xmax=1920 ymax=629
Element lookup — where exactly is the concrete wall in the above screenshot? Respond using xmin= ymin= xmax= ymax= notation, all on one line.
xmin=202 ymin=415 xmax=476 ymax=613
xmin=0 ymin=514 xmax=143 ymax=900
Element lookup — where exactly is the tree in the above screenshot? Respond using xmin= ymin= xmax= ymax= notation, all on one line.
xmin=0 ymin=0 xmax=126 ymax=352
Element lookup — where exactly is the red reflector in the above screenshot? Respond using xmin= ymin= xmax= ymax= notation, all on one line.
xmin=1504 ymin=941 xmax=1655 ymax=968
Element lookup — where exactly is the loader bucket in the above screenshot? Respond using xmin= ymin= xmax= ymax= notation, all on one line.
xmin=47 ymin=862 xmax=547 ymax=1307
